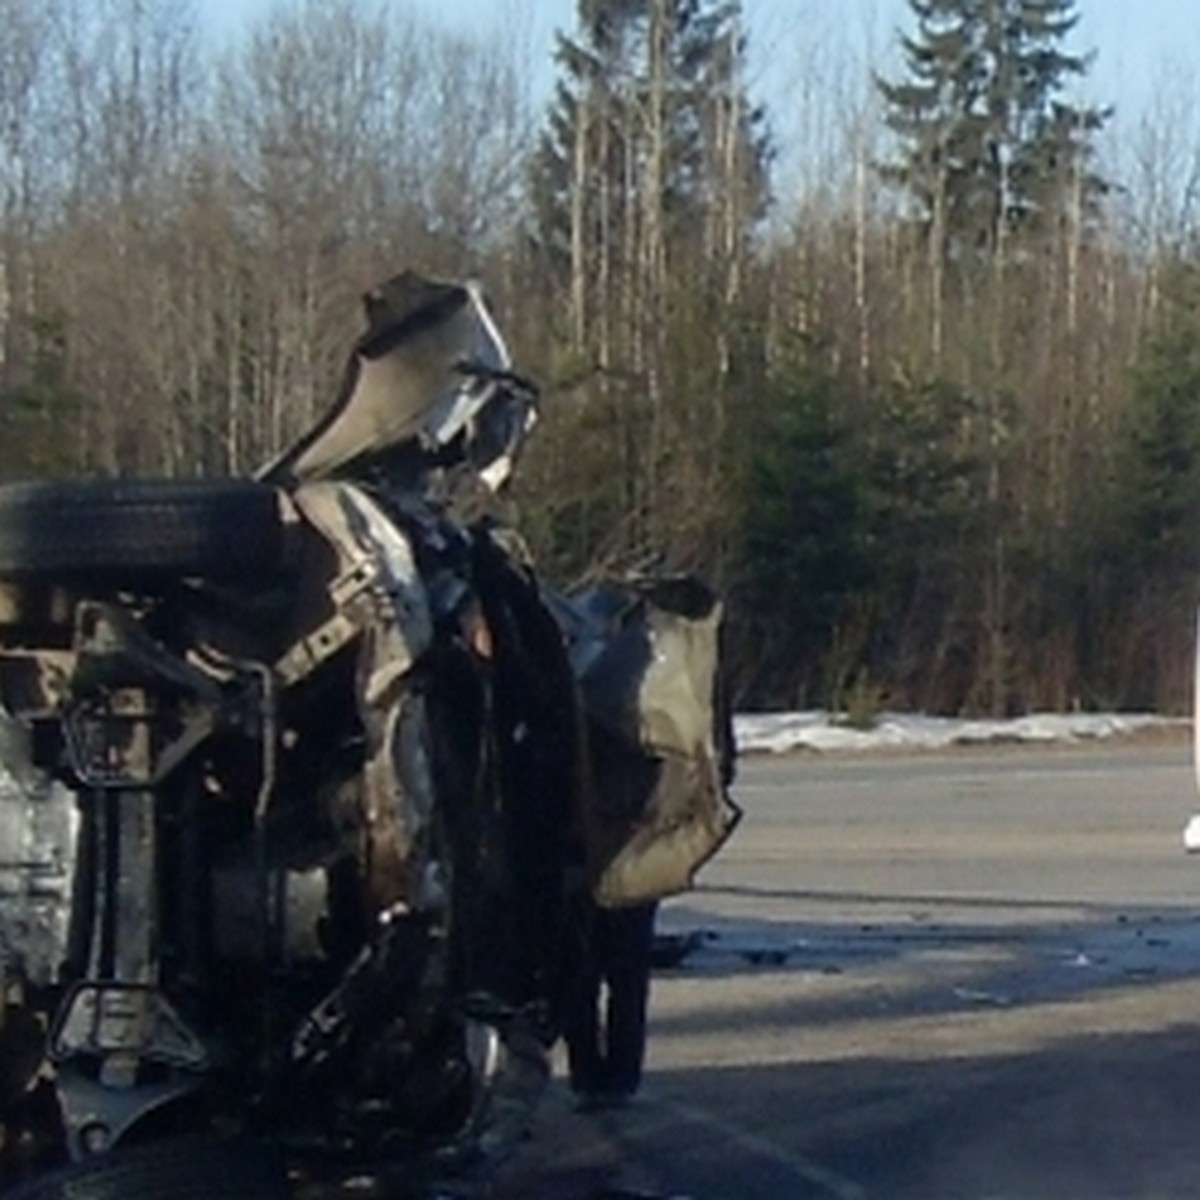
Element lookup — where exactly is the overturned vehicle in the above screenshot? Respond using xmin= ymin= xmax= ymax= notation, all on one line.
xmin=0 ymin=273 xmax=739 ymax=1197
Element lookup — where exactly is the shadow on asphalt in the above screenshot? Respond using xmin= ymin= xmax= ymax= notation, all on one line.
xmin=599 ymin=1026 xmax=1200 ymax=1199
xmin=492 ymin=906 xmax=1200 ymax=1198
xmin=501 ymin=1026 xmax=1200 ymax=1198
xmin=647 ymin=902 xmax=1200 ymax=1032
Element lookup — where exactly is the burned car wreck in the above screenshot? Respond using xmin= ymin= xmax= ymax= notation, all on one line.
xmin=0 ymin=272 xmax=739 ymax=1196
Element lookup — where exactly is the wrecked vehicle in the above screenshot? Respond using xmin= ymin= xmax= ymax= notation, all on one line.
xmin=0 ymin=272 xmax=739 ymax=1197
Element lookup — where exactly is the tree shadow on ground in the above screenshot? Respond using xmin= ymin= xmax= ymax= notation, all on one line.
xmin=649 ymin=888 xmax=1200 ymax=1032
xmin=507 ymin=1024 xmax=1200 ymax=1200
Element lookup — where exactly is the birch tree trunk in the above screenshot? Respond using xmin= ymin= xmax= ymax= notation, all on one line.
xmin=853 ymin=130 xmax=870 ymax=381
xmin=642 ymin=0 xmax=670 ymax=538
xmin=570 ymin=88 xmax=590 ymax=353
xmin=930 ymin=149 xmax=946 ymax=366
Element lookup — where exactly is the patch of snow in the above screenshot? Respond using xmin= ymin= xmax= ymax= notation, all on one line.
xmin=734 ymin=710 xmax=1183 ymax=757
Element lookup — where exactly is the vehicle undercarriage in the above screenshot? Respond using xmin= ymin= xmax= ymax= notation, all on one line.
xmin=0 ymin=272 xmax=738 ymax=1197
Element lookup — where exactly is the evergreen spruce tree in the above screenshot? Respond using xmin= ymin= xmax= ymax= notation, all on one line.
xmin=528 ymin=0 xmax=770 ymax=341
xmin=877 ymin=0 xmax=1109 ymax=262
xmin=1121 ymin=262 xmax=1200 ymax=582
xmin=733 ymin=341 xmax=872 ymax=708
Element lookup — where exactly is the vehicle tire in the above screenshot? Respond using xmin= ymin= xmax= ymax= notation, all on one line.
xmin=0 ymin=480 xmax=291 ymax=581
xmin=1 ymin=1136 xmax=291 ymax=1200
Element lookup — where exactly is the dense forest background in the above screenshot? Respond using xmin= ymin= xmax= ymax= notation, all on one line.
xmin=2 ymin=0 xmax=1199 ymax=715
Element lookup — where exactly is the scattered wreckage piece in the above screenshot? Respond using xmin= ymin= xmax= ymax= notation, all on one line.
xmin=0 ymin=271 xmax=738 ymax=1196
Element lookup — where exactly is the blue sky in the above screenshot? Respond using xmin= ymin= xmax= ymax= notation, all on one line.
xmin=194 ymin=0 xmax=1200 ymax=152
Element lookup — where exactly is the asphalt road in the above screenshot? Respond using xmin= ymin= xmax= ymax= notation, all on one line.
xmin=499 ymin=736 xmax=1200 ymax=1200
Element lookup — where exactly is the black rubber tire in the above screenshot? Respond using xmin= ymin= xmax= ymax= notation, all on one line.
xmin=1 ymin=1136 xmax=291 ymax=1200
xmin=0 ymin=480 xmax=290 ymax=581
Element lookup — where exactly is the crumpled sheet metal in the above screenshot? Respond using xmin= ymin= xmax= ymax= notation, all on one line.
xmin=561 ymin=578 xmax=740 ymax=907
xmin=635 ymin=597 xmax=722 ymax=755
xmin=285 ymin=482 xmax=433 ymax=692
xmin=260 ymin=273 xmax=537 ymax=494
xmin=287 ymin=482 xmax=439 ymax=912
